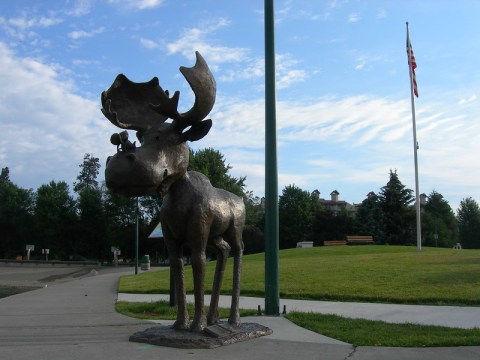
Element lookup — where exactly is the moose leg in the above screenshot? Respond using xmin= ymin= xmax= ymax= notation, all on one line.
xmin=170 ymin=255 xmax=189 ymax=330
xmin=190 ymin=247 xmax=207 ymax=332
xmin=165 ymin=235 xmax=189 ymax=330
xmin=228 ymin=244 xmax=243 ymax=326
xmin=207 ymin=237 xmax=231 ymax=325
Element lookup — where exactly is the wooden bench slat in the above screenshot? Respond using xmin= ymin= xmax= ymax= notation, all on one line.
xmin=346 ymin=235 xmax=374 ymax=245
xmin=324 ymin=240 xmax=347 ymax=246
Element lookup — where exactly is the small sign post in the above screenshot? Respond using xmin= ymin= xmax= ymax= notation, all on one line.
xmin=25 ymin=245 xmax=35 ymax=261
xmin=42 ymin=248 xmax=50 ymax=261
xmin=111 ymin=246 xmax=120 ymax=266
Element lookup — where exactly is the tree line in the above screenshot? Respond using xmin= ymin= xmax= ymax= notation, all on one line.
xmin=1 ymin=151 xmax=480 ymax=262
xmin=278 ymin=170 xmax=480 ymax=250
xmin=0 ymin=150 xmax=262 ymax=262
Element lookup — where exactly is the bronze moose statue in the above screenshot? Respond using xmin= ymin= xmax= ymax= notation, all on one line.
xmin=101 ymin=52 xmax=245 ymax=332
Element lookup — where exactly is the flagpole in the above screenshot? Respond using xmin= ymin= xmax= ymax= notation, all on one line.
xmin=406 ymin=22 xmax=422 ymax=252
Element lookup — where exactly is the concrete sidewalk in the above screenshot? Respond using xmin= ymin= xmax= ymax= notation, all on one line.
xmin=118 ymin=293 xmax=480 ymax=329
xmin=0 ymin=266 xmax=479 ymax=360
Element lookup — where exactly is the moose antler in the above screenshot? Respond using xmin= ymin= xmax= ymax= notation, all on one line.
xmin=101 ymin=75 xmax=168 ymax=132
xmin=149 ymin=51 xmax=216 ymax=137
xmin=101 ymin=51 xmax=216 ymax=137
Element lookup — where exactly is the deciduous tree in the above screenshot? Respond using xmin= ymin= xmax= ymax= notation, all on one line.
xmin=103 ymin=186 xmax=139 ymax=261
xmin=188 ymin=148 xmax=246 ymax=197
xmin=311 ymin=207 xmax=355 ymax=245
xmin=422 ymin=191 xmax=457 ymax=248
xmin=279 ymin=185 xmax=319 ymax=249
xmin=34 ymin=181 xmax=77 ymax=260
xmin=0 ymin=167 xmax=35 ymax=258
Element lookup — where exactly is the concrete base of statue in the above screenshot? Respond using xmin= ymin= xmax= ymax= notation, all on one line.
xmin=129 ymin=321 xmax=272 ymax=349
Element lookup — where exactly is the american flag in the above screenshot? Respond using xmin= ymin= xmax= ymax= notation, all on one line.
xmin=406 ymin=35 xmax=419 ymax=97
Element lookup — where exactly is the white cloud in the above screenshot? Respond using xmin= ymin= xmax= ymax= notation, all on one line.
xmin=108 ymin=0 xmax=165 ymax=11
xmin=277 ymin=69 xmax=307 ymax=89
xmin=164 ymin=19 xmax=307 ymax=90
xmin=353 ymin=54 xmax=386 ymax=71
xmin=68 ymin=27 xmax=105 ymax=40
xmin=276 ymin=54 xmax=307 ymax=89
xmin=66 ymin=0 xmax=93 ymax=16
xmin=166 ymin=18 xmax=249 ymax=63
xmin=276 ymin=3 xmax=331 ymax=23
xmin=8 ymin=15 xmax=63 ymax=30
xmin=376 ymin=9 xmax=387 ymax=19
xmin=1 ymin=34 xmax=479 ymax=209
xmin=355 ymin=61 xmax=365 ymax=70
xmin=139 ymin=37 xmax=159 ymax=49
xmin=204 ymin=90 xmax=480 ymax=206
xmin=348 ymin=13 xmax=360 ymax=23
xmin=219 ymin=57 xmax=264 ymax=82
xmin=0 ymin=42 xmax=112 ymax=190
xmin=218 ymin=53 xmax=307 ymax=90
xmin=329 ymin=0 xmax=340 ymax=9
xmin=0 ymin=13 xmax=63 ymax=41
xmin=458 ymin=95 xmax=477 ymax=105
xmin=71 ymin=58 xmax=100 ymax=67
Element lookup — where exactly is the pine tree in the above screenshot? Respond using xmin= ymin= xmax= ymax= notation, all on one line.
xmin=378 ymin=170 xmax=415 ymax=245
xmin=73 ymin=154 xmax=106 ymax=259
xmin=457 ymin=197 xmax=480 ymax=249
xmin=73 ymin=154 xmax=101 ymax=193
xmin=355 ymin=192 xmax=385 ymax=243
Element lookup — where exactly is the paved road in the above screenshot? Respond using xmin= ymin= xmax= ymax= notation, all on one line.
xmin=1 ymin=265 xmax=479 ymax=360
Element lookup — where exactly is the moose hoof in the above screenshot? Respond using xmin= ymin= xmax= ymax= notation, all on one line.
xmin=190 ymin=319 xmax=207 ymax=333
xmin=228 ymin=316 xmax=241 ymax=327
xmin=207 ymin=317 xmax=219 ymax=326
xmin=207 ymin=310 xmax=219 ymax=326
xmin=172 ymin=320 xmax=190 ymax=331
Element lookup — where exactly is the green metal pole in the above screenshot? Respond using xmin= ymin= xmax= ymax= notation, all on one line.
xmin=135 ymin=197 xmax=139 ymax=275
xmin=264 ymin=0 xmax=279 ymax=316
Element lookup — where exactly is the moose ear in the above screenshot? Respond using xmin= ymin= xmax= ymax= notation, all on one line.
xmin=182 ymin=119 xmax=212 ymax=142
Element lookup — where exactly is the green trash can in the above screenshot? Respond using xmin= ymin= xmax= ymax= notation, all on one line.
xmin=141 ymin=255 xmax=150 ymax=270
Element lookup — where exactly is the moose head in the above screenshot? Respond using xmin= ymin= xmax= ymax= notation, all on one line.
xmin=101 ymin=51 xmax=216 ymax=197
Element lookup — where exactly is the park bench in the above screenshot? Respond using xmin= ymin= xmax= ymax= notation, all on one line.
xmin=296 ymin=241 xmax=314 ymax=248
xmin=323 ymin=240 xmax=347 ymax=246
xmin=346 ymin=235 xmax=374 ymax=245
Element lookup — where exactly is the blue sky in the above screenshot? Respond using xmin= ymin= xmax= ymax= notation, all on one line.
xmin=1 ymin=0 xmax=479 ymax=211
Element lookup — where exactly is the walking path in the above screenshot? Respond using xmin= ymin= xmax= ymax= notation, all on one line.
xmin=118 ymin=293 xmax=480 ymax=329
xmin=1 ymin=265 xmax=479 ymax=360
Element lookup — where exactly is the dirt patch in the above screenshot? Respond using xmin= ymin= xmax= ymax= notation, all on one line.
xmin=38 ymin=268 xmax=95 ymax=282
xmin=0 ymin=285 xmax=41 ymax=299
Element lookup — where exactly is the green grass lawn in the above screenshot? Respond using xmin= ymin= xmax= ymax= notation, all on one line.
xmin=119 ymin=245 xmax=480 ymax=305
xmin=285 ymin=312 xmax=480 ymax=347
xmin=117 ymin=246 xmax=480 ymax=347
xmin=115 ymin=301 xmax=480 ymax=347
xmin=116 ymin=300 xmax=257 ymax=320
